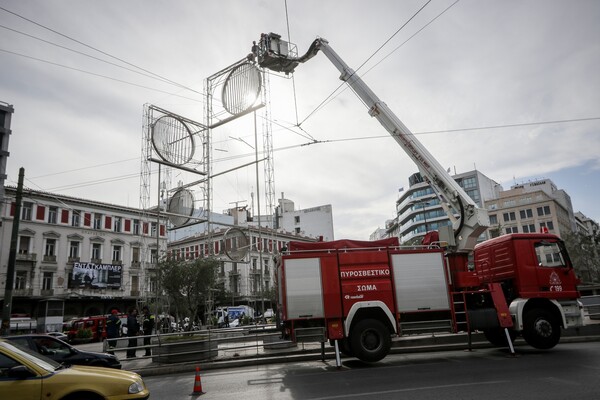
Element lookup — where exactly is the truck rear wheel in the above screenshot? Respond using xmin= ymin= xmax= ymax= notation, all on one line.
xmin=522 ymin=308 xmax=561 ymax=349
xmin=350 ymin=319 xmax=390 ymax=362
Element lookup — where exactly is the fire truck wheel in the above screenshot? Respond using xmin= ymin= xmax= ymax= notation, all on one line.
xmin=483 ymin=328 xmax=516 ymax=347
xmin=522 ymin=308 xmax=561 ymax=350
xmin=350 ymin=319 xmax=391 ymax=362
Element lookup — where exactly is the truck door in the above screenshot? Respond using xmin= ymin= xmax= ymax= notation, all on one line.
xmin=533 ymin=240 xmax=579 ymax=298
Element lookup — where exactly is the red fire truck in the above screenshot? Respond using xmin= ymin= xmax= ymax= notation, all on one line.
xmin=255 ymin=33 xmax=585 ymax=363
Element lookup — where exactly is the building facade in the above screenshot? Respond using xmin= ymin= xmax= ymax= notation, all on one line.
xmin=0 ymin=187 xmax=167 ymax=332
xmin=168 ymin=207 xmax=317 ymax=316
xmin=391 ymin=170 xmax=501 ymax=245
xmin=575 ymin=211 xmax=599 ymax=237
xmin=273 ymin=195 xmax=334 ymax=241
xmin=485 ymin=179 xmax=574 ymax=238
xmin=0 ymin=102 xmax=13 ymax=205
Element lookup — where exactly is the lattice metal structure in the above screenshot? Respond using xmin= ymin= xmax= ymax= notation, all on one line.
xmin=204 ymin=59 xmax=267 ymax=253
xmin=140 ymin=104 xmax=207 ymax=309
xmin=261 ymin=70 xmax=276 ymax=228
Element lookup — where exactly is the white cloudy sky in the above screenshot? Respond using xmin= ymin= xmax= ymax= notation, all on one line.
xmin=1 ymin=0 xmax=599 ymax=240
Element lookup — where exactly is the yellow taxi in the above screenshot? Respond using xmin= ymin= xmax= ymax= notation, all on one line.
xmin=0 ymin=339 xmax=149 ymax=400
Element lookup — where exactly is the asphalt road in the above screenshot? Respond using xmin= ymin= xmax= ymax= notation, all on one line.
xmin=143 ymin=341 xmax=600 ymax=399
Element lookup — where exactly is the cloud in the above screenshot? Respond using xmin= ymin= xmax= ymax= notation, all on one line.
xmin=1 ymin=0 xmax=598 ymax=239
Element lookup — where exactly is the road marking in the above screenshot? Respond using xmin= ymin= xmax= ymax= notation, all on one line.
xmin=308 ymin=380 xmax=510 ymax=400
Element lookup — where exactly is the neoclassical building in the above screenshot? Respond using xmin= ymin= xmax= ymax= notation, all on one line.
xmin=0 ymin=186 xmax=167 ymax=332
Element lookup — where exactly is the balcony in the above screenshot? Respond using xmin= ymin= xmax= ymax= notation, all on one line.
xmin=13 ymin=288 xmax=33 ymax=297
xmin=16 ymin=252 xmax=36 ymax=262
xmin=130 ymin=290 xmax=140 ymax=297
xmin=112 ymin=260 xmax=123 ymax=266
xmin=40 ymin=289 xmax=54 ymax=296
xmin=43 ymin=255 xmax=57 ymax=263
xmin=91 ymin=258 xmax=102 ymax=264
xmin=131 ymin=261 xmax=141 ymax=269
xmin=68 ymin=257 xmax=80 ymax=263
xmin=229 ymin=270 xmax=240 ymax=277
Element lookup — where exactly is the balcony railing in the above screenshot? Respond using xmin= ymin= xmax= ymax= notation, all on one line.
xmin=131 ymin=261 xmax=141 ymax=269
xmin=43 ymin=255 xmax=57 ymax=263
xmin=13 ymin=288 xmax=33 ymax=297
xmin=16 ymin=253 xmax=36 ymax=262
xmin=40 ymin=289 xmax=54 ymax=296
xmin=68 ymin=256 xmax=80 ymax=263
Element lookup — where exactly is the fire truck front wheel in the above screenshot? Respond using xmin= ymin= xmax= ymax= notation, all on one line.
xmin=350 ymin=319 xmax=391 ymax=362
xmin=522 ymin=308 xmax=561 ymax=350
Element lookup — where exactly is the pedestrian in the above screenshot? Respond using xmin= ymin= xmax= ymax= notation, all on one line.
xmin=106 ymin=309 xmax=121 ymax=355
xmin=224 ymin=313 xmax=229 ymax=328
xmin=141 ymin=306 xmax=155 ymax=357
xmin=126 ymin=307 xmax=139 ymax=358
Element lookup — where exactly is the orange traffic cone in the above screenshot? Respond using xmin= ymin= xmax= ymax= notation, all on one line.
xmin=192 ymin=366 xmax=204 ymax=395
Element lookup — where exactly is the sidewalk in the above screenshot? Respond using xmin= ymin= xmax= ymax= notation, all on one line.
xmin=75 ymin=323 xmax=600 ymax=377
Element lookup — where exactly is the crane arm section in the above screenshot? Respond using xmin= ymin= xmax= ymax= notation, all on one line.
xmin=256 ymin=34 xmax=489 ymax=252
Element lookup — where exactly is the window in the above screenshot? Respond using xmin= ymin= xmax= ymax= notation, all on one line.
xmin=489 ymin=214 xmax=498 ymax=225
xmin=114 ymin=217 xmax=122 ymax=233
xmin=537 ymin=206 xmax=551 ymax=217
xmin=48 ymin=207 xmax=58 ymax=224
xmin=294 ymin=216 xmax=300 ymax=224
xmin=151 ymin=222 xmax=157 ymax=237
xmin=112 ymin=245 xmax=122 ymax=262
xmin=69 ymin=241 xmax=80 ymax=259
xmin=132 ymin=247 xmax=140 ymax=263
xmin=45 ymin=239 xmax=56 ymax=256
xmin=133 ymin=219 xmax=140 ymax=235
xmin=505 ymin=227 xmax=518 ymax=234
xmin=295 ymin=227 xmax=301 ymax=234
xmin=522 ymin=224 xmax=535 ymax=233
xmin=503 ymin=212 xmax=516 ymax=222
xmin=150 ymin=249 xmax=158 ymax=264
xmin=42 ymin=272 xmax=53 ymax=290
xmin=18 ymin=236 xmax=30 ymax=254
xmin=0 ymin=352 xmax=20 ymax=376
xmin=21 ymin=202 xmax=33 ymax=221
xmin=15 ymin=271 xmax=27 ymax=289
xmin=466 ymin=189 xmax=481 ymax=205
xmin=94 ymin=214 xmax=102 ymax=229
xmin=540 ymin=221 xmax=555 ymax=231
xmin=131 ymin=275 xmax=139 ymax=292
xmin=519 ymin=209 xmax=533 ymax=219
xmin=462 ymin=177 xmax=477 ymax=189
xmin=71 ymin=210 xmax=81 ymax=227
xmin=91 ymin=243 xmax=102 ymax=260
xmin=535 ymin=242 xmax=565 ymax=267
xmin=147 ymin=276 xmax=157 ymax=293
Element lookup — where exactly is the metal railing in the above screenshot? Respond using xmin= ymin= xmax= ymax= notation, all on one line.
xmin=581 ymin=295 xmax=600 ymax=320
xmin=102 ymin=324 xmax=306 ymax=365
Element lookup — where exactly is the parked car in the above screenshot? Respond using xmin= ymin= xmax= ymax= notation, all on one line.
xmin=4 ymin=334 xmax=121 ymax=369
xmin=0 ymin=339 xmax=149 ymax=400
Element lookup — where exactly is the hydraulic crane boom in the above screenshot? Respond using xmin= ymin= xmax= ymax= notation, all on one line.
xmin=254 ymin=33 xmax=489 ymax=252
